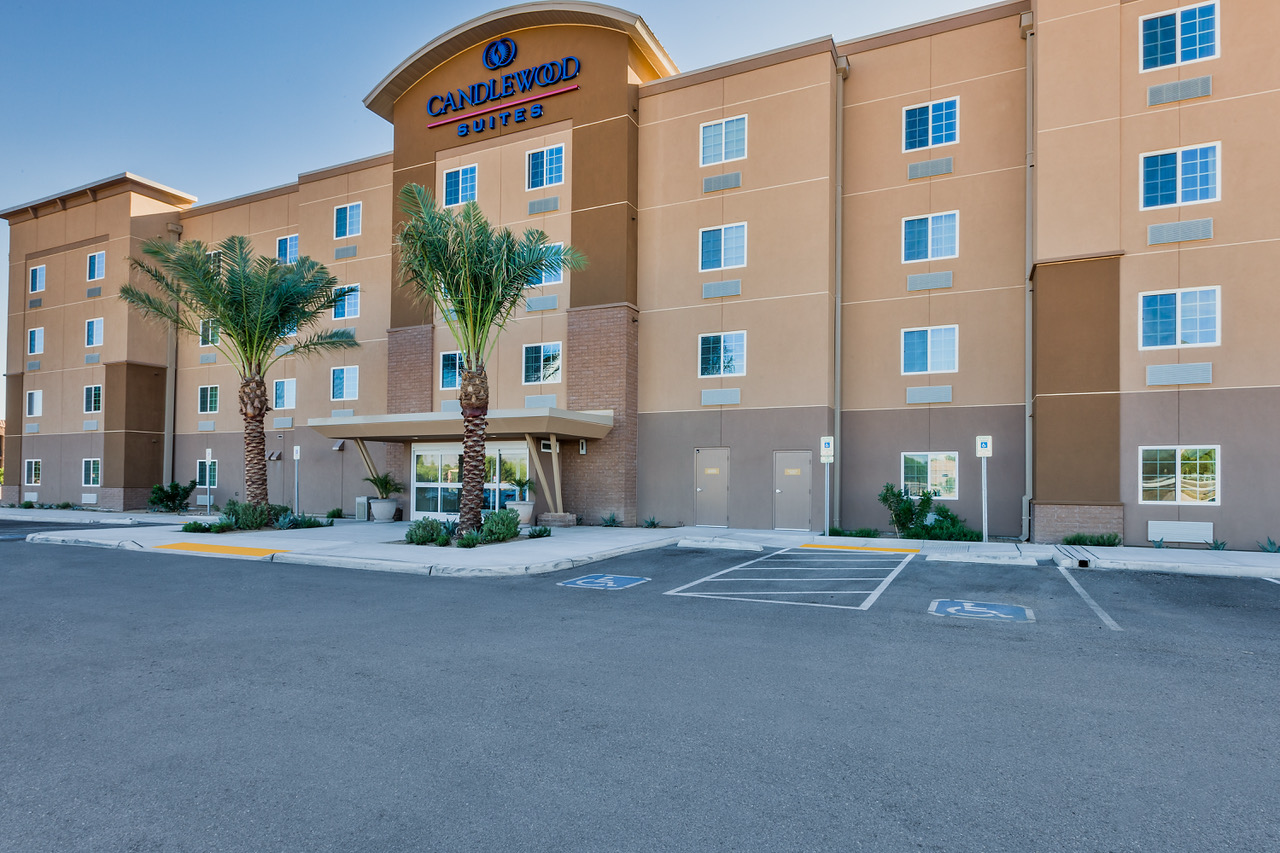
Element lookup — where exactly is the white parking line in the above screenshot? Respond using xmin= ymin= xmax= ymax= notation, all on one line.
xmin=1263 ymin=578 xmax=1280 ymax=586
xmin=1059 ymin=567 xmax=1123 ymax=631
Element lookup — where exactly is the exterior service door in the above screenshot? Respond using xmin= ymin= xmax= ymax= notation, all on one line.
xmin=695 ymin=447 xmax=729 ymax=527
xmin=773 ymin=451 xmax=812 ymax=531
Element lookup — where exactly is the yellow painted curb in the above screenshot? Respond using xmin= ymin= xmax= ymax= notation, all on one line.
xmin=801 ymin=543 xmax=920 ymax=554
xmin=155 ymin=542 xmax=290 ymax=557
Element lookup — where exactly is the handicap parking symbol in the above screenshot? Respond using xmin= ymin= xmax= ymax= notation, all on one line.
xmin=559 ymin=574 xmax=650 ymax=590
xmin=928 ymin=599 xmax=1035 ymax=622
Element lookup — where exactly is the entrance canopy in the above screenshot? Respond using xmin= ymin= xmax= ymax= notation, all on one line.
xmin=306 ymin=406 xmax=613 ymax=442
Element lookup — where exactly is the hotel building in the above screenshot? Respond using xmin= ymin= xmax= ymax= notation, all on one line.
xmin=4 ymin=0 xmax=1273 ymax=547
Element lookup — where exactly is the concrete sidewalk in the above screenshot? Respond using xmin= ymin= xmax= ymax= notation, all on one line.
xmin=6 ymin=508 xmax=1280 ymax=580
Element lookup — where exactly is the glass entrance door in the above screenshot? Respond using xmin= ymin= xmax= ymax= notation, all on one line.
xmin=411 ymin=442 xmax=529 ymax=520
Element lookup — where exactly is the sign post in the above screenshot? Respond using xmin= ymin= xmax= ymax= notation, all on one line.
xmin=975 ymin=435 xmax=993 ymax=543
xmin=204 ymin=448 xmax=213 ymax=516
xmin=293 ymin=445 xmax=301 ymax=514
xmin=820 ymin=435 xmax=834 ymax=535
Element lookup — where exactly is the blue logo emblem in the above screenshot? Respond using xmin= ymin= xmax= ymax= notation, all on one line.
xmin=483 ymin=38 xmax=517 ymax=70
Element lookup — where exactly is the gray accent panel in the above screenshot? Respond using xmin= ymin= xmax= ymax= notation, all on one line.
xmin=83 ymin=420 xmax=98 ymax=431
xmin=701 ymin=388 xmax=741 ymax=406
xmin=199 ymin=353 xmax=217 ymax=364
xmin=1147 ymin=520 xmax=1212 ymax=544
xmin=331 ymin=408 xmax=354 ymax=418
xmin=27 ymin=360 xmax=40 ymax=371
xmin=274 ymin=344 xmax=293 ymax=356
xmin=702 ymin=172 xmax=742 ymax=193
xmin=197 ymin=421 xmax=216 ymax=432
xmin=1147 ymin=75 xmax=1212 ymax=106
xmin=702 ymin=280 xmax=742 ymax=299
xmin=1148 ymin=218 xmax=1213 ymax=245
xmin=906 ymin=385 xmax=953 ymax=404
xmin=334 ymin=245 xmax=358 ymax=260
xmin=28 ymin=298 xmax=42 ymax=308
xmin=1146 ymin=362 xmax=1212 ymax=386
xmin=86 ymin=286 xmax=101 ymax=298
xmin=906 ymin=271 xmax=953 ymax=291
xmin=81 ymin=494 xmax=99 ymax=505
xmin=907 ymin=157 xmax=954 ymax=180
xmin=524 ymin=394 xmax=557 ymax=408
xmin=84 ymin=354 xmax=100 ymax=364
xmin=23 ymin=492 xmax=39 ymax=502
xmin=24 ymin=424 xmax=40 ymax=433
xmin=525 ymin=294 xmax=558 ymax=312
xmin=527 ymin=196 xmax=560 ymax=215
xmin=195 ymin=494 xmax=215 ymax=506
xmin=273 ymin=417 xmax=294 ymax=429
xmin=441 ymin=400 xmax=462 ymax=413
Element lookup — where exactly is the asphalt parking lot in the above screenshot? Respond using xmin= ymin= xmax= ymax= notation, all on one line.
xmin=3 ymin=539 xmax=1278 ymax=852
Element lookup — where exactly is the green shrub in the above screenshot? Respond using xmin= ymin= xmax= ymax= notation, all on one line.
xmin=326 ymin=508 xmax=345 ymax=520
xmin=406 ymin=518 xmax=444 ymax=546
xmin=20 ymin=501 xmax=35 ymax=509
xmin=1062 ymin=532 xmax=1122 ymax=547
xmin=527 ymin=525 xmax=552 ymax=539
xmin=1211 ymin=539 xmax=1228 ymax=550
xmin=435 ymin=533 xmax=452 ymax=547
xmin=1259 ymin=537 xmax=1280 ymax=553
xmin=181 ymin=521 xmax=212 ymax=533
xmin=481 ymin=508 xmax=521 ymax=543
xmin=643 ymin=516 xmax=661 ymax=529
xmin=219 ymin=500 xmax=290 ymax=531
xmin=456 ymin=530 xmax=483 ymax=549
xmin=1151 ymin=538 xmax=1165 ymax=548
xmin=828 ymin=527 xmax=849 ymax=537
xmin=57 ymin=501 xmax=74 ymax=510
xmin=209 ymin=520 xmax=235 ymax=534
xmin=852 ymin=527 xmax=881 ymax=538
xmin=877 ymin=483 xmax=932 ymax=535
xmin=600 ymin=512 xmax=621 ymax=527
xmin=274 ymin=512 xmax=333 ymax=530
xmin=149 ymin=480 xmax=197 ymax=512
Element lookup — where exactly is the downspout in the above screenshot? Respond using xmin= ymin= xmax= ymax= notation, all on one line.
xmin=163 ymin=220 xmax=183 ymax=484
xmin=833 ymin=53 xmax=848 ymax=531
xmin=1021 ymin=13 xmax=1036 ymax=541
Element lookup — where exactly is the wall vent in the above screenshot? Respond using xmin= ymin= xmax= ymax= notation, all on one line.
xmin=86 ymin=287 xmax=102 ymax=298
xmin=1147 ymin=520 xmax=1212 ymax=544
xmin=701 ymin=388 xmax=741 ymax=406
xmin=702 ymin=280 xmax=742 ymax=299
xmin=907 ymin=271 xmax=953 ymax=291
xmin=908 ymin=157 xmax=954 ymax=180
xmin=526 ymin=294 xmax=558 ymax=312
xmin=83 ymin=420 xmax=98 ymax=431
xmin=1149 ymin=219 xmax=1213 ymax=245
xmin=197 ymin=421 xmax=216 ymax=432
xmin=330 ymin=409 xmax=354 ymax=418
xmin=84 ymin=354 xmax=100 ymax=364
xmin=1148 ymin=75 xmax=1212 ymax=106
xmin=703 ymin=172 xmax=742 ymax=193
xmin=1146 ymin=362 xmax=1212 ymax=386
xmin=528 ymin=196 xmax=560 ymax=215
xmin=28 ymin=298 xmax=42 ymax=309
xmin=906 ymin=385 xmax=953 ymax=404
xmin=525 ymin=394 xmax=557 ymax=408
xmin=334 ymin=245 xmax=358 ymax=260
xmin=273 ymin=417 xmax=294 ymax=429
xmin=199 ymin=353 xmax=216 ymax=364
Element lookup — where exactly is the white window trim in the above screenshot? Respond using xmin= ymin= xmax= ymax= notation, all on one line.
xmin=901 ymin=325 xmax=960 ymax=375
xmin=25 ymin=459 xmax=42 ymax=486
xmin=698 ymin=222 xmax=749 ymax=273
xmin=525 ymin=144 xmax=566 ymax=191
xmin=1138 ymin=444 xmax=1221 ymax=506
xmin=521 ymin=341 xmax=563 ymax=386
xmin=29 ymin=265 xmax=46 ymax=293
xmin=901 ymin=210 xmax=960 ymax=264
xmin=334 ymin=202 xmax=362 ymax=239
xmin=900 ymin=96 xmax=960 ymax=154
xmin=28 ymin=327 xmax=44 ymax=355
xmin=26 ymin=390 xmax=42 ymax=418
xmin=1139 ymin=141 xmax=1222 ymax=210
xmin=83 ymin=458 xmax=101 ymax=488
xmin=273 ymin=378 xmax=296 ymax=410
xmin=331 ymin=366 xmax=359 ymax=401
xmin=333 ymin=284 xmax=360 ymax=320
xmin=87 ymin=251 xmax=105 ymax=281
xmin=439 ymin=351 xmax=462 ymax=390
xmin=697 ymin=330 xmax=748 ymax=378
xmin=197 ymin=459 xmax=219 ymax=489
xmin=85 ymin=384 xmax=103 ymax=414
xmin=529 ymin=243 xmax=564 ymax=287
xmin=200 ymin=318 xmax=219 ymax=347
xmin=1138 ymin=2 xmax=1220 ymax=74
xmin=900 ymin=451 xmax=960 ymax=501
xmin=443 ymin=164 xmax=479 ymax=207
xmin=1138 ymin=285 xmax=1221 ymax=351
xmin=699 ymin=114 xmax=749 ymax=167
xmin=86 ymin=318 xmax=104 ymax=348
xmin=198 ymin=385 xmax=219 ymax=414
xmin=277 ymin=234 xmax=299 ymax=264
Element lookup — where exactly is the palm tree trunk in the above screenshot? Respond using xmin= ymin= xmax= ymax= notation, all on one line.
xmin=239 ymin=375 xmax=271 ymax=506
xmin=458 ymin=368 xmax=489 ymax=533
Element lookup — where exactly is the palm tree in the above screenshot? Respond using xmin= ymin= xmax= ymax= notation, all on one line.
xmin=121 ymin=236 xmax=358 ymax=506
xmin=395 ymin=184 xmax=585 ymax=534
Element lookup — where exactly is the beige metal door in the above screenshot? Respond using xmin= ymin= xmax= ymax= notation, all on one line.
xmin=695 ymin=447 xmax=729 ymax=527
xmin=774 ymin=451 xmax=812 ymax=531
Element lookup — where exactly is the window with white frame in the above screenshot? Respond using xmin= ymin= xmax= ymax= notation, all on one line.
xmin=1140 ymin=287 xmax=1219 ymax=349
xmin=523 ymin=342 xmax=562 ymax=384
xmin=200 ymin=318 xmax=219 ymax=347
xmin=83 ymin=458 xmax=101 ymax=487
xmin=440 ymin=351 xmax=461 ymax=390
xmin=902 ymin=451 xmax=959 ymax=500
xmin=904 ymin=98 xmax=958 ymax=151
xmin=334 ymin=202 xmax=362 ymax=239
xmin=333 ymin=285 xmax=359 ymax=319
xmin=1141 ymin=2 xmax=1217 ymax=71
xmin=277 ymin=234 xmax=299 ymax=264
xmin=528 ymin=243 xmax=564 ymax=286
xmin=902 ymin=325 xmax=958 ymax=374
xmin=699 ymin=331 xmax=746 ymax=377
xmin=197 ymin=459 xmax=218 ymax=489
xmin=700 ymin=115 xmax=747 ymax=166
xmin=206 ymin=250 xmax=222 ymax=278
xmin=87 ymin=251 xmax=105 ymax=281
xmin=28 ymin=327 xmax=44 ymax=355
xmin=331 ymin=366 xmax=359 ymax=401
xmin=1141 ymin=445 xmax=1218 ymax=504
xmin=198 ymin=385 xmax=219 ymax=414
xmin=85 ymin=384 xmax=103 ymax=413
xmin=26 ymin=390 xmax=42 ymax=418
xmin=273 ymin=378 xmax=296 ymax=409
xmin=25 ymin=459 xmax=41 ymax=486
xmin=1141 ymin=143 xmax=1219 ymax=209
xmin=527 ymin=145 xmax=564 ymax=190
xmin=29 ymin=265 xmax=45 ymax=293
xmin=444 ymin=165 xmax=478 ymax=206
xmin=903 ymin=212 xmax=959 ymax=262
xmin=85 ymin=318 xmax=104 ymax=348
xmin=699 ymin=223 xmax=747 ymax=272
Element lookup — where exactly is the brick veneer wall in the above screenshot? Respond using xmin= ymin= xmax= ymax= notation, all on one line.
xmin=387 ymin=325 xmax=434 ymax=414
xmin=1032 ymin=503 xmax=1124 ymax=544
xmin=99 ymin=487 xmax=153 ymax=512
xmin=561 ymin=304 xmax=638 ymax=525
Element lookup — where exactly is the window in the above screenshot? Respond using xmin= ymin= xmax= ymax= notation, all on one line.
xmin=277 ymin=235 xmax=299 ymax=264
xmin=29 ymin=265 xmax=45 ymax=293
xmin=331 ymin=366 xmax=359 ymax=401
xmin=699 ymin=223 xmax=747 ymax=272
xmin=440 ymin=351 xmax=461 ymax=390
xmin=333 ymin=285 xmax=360 ymax=320
xmin=528 ymin=243 xmax=564 ymax=286
xmin=197 ymin=459 xmax=218 ymax=489
xmin=1142 ymin=143 xmax=1219 ymax=209
xmin=334 ymin=202 xmax=362 ymax=239
xmin=85 ymin=385 xmax=103 ymax=413
xmin=1141 ymin=445 xmax=1218 ymax=504
xmin=902 ymin=325 xmax=958 ymax=374
xmin=1140 ymin=287 xmax=1219 ymax=349
xmin=444 ymin=165 xmax=477 ymax=206
xmin=83 ymin=458 xmax=101 ymax=487
xmin=198 ymin=385 xmax=219 ymax=414
xmin=700 ymin=115 xmax=747 ymax=166
xmin=273 ymin=378 xmax=296 ymax=410
xmin=522 ymin=342 xmax=562 ymax=384
xmin=200 ymin=319 xmax=219 ymax=347
xmin=902 ymin=451 xmax=959 ymax=500
xmin=527 ymin=145 xmax=564 ymax=190
xmin=1142 ymin=2 xmax=1217 ymax=71
xmin=25 ymin=459 xmax=41 ymax=486
xmin=206 ymin=250 xmax=222 ymax=278
xmin=904 ymin=98 xmax=958 ymax=151
xmin=903 ymin=211 xmax=959 ymax=262
xmin=28 ymin=327 xmax=44 ymax=355
xmin=699 ymin=331 xmax=747 ymax=377
xmin=26 ymin=390 xmax=42 ymax=418
xmin=86 ymin=318 xmax=104 ymax=348
xmin=87 ymin=251 xmax=105 ymax=281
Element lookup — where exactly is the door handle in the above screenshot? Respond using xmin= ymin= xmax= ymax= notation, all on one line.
xmin=697 ymin=488 xmax=703 ymax=492
xmin=775 ymin=489 xmax=782 ymax=494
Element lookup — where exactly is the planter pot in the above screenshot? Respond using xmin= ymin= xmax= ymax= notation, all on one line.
xmin=369 ymin=498 xmax=398 ymax=522
xmin=507 ymin=500 xmax=535 ymax=525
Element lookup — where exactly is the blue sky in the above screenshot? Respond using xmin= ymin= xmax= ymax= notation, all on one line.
xmin=0 ymin=0 xmax=985 ymax=418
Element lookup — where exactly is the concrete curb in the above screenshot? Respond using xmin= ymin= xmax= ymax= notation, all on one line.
xmin=677 ymin=538 xmax=765 ymax=552
xmin=1076 ymin=558 xmax=1280 ymax=580
xmin=924 ymin=553 xmax=1040 ymax=567
xmin=26 ymin=534 xmax=145 ymax=550
xmin=4 ymin=514 xmax=144 ymax=526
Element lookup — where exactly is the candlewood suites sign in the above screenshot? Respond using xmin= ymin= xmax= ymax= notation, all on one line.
xmin=427 ymin=38 xmax=581 ymax=136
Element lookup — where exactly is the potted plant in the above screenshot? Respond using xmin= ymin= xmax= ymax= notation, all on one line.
xmin=507 ymin=475 xmax=536 ymax=525
xmin=363 ymin=472 xmax=404 ymax=522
